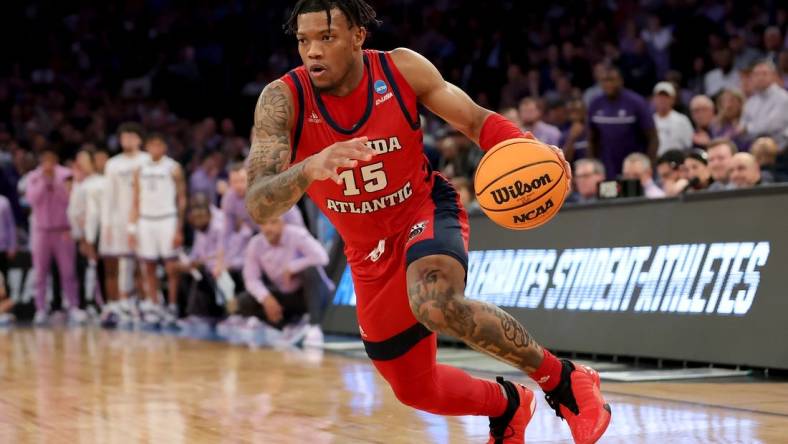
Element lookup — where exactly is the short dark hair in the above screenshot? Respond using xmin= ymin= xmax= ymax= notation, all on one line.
xmin=228 ymin=162 xmax=246 ymax=173
xmin=145 ymin=132 xmax=167 ymax=145
xmin=284 ymin=0 xmax=380 ymax=35
xmin=656 ymin=149 xmax=686 ymax=170
xmin=117 ymin=122 xmax=145 ymax=139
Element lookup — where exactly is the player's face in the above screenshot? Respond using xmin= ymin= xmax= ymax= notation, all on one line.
xmin=259 ymin=218 xmax=284 ymax=245
xmin=145 ymin=139 xmax=167 ymax=160
xmin=119 ymin=132 xmax=142 ymax=153
xmin=229 ymin=169 xmax=247 ymax=196
xmin=296 ymin=9 xmax=365 ymax=92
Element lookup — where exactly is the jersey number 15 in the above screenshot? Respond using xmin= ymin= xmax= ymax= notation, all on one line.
xmin=338 ymin=162 xmax=387 ymax=196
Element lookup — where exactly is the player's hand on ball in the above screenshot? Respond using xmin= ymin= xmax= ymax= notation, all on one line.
xmin=305 ymin=137 xmax=377 ymax=184
xmin=262 ymin=296 xmax=283 ymax=324
xmin=549 ymin=145 xmax=572 ymax=182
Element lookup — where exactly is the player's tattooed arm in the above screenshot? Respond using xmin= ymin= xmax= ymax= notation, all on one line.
xmin=407 ymin=266 xmax=544 ymax=373
xmin=246 ymin=81 xmax=311 ymax=223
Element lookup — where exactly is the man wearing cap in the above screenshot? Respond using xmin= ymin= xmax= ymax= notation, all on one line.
xmin=652 ymin=81 xmax=693 ymax=155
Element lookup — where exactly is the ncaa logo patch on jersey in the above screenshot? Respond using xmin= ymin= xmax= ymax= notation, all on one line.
xmin=374 ymin=80 xmax=388 ymax=95
xmin=408 ymin=220 xmax=428 ymax=242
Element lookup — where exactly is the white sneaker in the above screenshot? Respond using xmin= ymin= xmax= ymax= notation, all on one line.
xmin=0 ymin=313 xmax=15 ymax=326
xmin=69 ymin=308 xmax=88 ymax=325
xmin=158 ymin=304 xmax=177 ymax=328
xmin=303 ymin=325 xmax=324 ymax=348
xmin=280 ymin=318 xmax=310 ymax=347
xmin=117 ymin=302 xmax=138 ymax=328
xmin=34 ymin=310 xmax=49 ymax=326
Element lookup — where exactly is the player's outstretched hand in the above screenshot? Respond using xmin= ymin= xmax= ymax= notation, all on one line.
xmin=304 ymin=137 xmax=377 ymax=184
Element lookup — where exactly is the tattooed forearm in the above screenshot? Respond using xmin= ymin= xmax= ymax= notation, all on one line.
xmin=407 ymin=268 xmax=544 ymax=373
xmin=245 ymin=80 xmax=311 ymax=222
xmin=247 ymin=162 xmax=310 ymax=222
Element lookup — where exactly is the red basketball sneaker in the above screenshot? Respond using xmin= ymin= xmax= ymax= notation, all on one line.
xmin=544 ymin=360 xmax=611 ymax=444
xmin=488 ymin=377 xmax=536 ymax=444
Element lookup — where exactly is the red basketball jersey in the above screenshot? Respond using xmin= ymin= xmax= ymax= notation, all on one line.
xmin=281 ymin=50 xmax=432 ymax=248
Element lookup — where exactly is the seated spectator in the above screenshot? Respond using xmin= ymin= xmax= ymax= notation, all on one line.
xmin=704 ymin=48 xmax=740 ymax=97
xmin=499 ymin=107 xmax=520 ymax=126
xmin=689 ymin=95 xmax=715 ymax=148
xmin=652 ymin=82 xmax=693 ymax=154
xmin=499 ymin=65 xmax=532 ymax=109
xmin=238 ymin=216 xmax=331 ymax=347
xmin=711 ymin=88 xmax=748 ymax=149
xmin=749 ymin=137 xmax=784 ymax=183
xmin=588 ymin=66 xmax=657 ymax=179
xmin=221 ymin=163 xmax=257 ymax=293
xmin=518 ymin=97 xmax=561 ymax=146
xmin=566 ymin=159 xmax=605 ymax=204
xmin=544 ymin=99 xmax=569 ymax=134
xmin=436 ymin=130 xmax=481 ymax=179
xmin=26 ymin=148 xmax=85 ymax=325
xmin=189 ymin=151 xmax=223 ymax=205
xmin=0 ymin=194 xmax=16 ymax=295
xmin=656 ymin=150 xmax=689 ymax=197
xmin=622 ymin=153 xmax=666 ymax=199
xmin=741 ymin=60 xmax=788 ymax=149
xmin=450 ymin=177 xmax=481 ymax=216
xmin=561 ymin=99 xmax=589 ymax=162
xmin=683 ymin=149 xmax=713 ymax=192
xmin=706 ymin=138 xmax=737 ymax=191
xmin=729 ymin=153 xmax=766 ymax=189
xmin=178 ymin=195 xmax=227 ymax=320
xmin=730 ymin=32 xmax=762 ymax=71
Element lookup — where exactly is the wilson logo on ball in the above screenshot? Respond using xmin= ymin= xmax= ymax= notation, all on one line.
xmin=513 ymin=199 xmax=554 ymax=223
xmin=489 ymin=174 xmax=553 ymax=205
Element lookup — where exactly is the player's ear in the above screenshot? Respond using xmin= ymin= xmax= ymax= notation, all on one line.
xmin=353 ymin=26 xmax=366 ymax=50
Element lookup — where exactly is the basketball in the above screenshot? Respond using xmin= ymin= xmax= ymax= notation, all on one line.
xmin=474 ymin=138 xmax=569 ymax=230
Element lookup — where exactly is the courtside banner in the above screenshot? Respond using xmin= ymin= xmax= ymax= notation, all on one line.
xmin=324 ymin=185 xmax=788 ymax=369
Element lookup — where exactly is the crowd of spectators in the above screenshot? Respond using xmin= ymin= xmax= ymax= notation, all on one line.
xmin=1 ymin=1 xmax=788 ymax=330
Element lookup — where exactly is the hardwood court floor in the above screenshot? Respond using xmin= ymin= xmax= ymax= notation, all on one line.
xmin=1 ymin=328 xmax=787 ymax=443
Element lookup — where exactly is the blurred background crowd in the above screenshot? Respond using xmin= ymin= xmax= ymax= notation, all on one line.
xmin=0 ymin=0 xmax=786 ymax=337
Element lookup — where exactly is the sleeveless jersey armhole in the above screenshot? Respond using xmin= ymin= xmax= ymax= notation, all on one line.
xmin=283 ymin=72 xmax=305 ymax=162
xmin=378 ymin=51 xmax=421 ymax=131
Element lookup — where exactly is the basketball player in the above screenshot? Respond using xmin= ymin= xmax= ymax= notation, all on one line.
xmin=100 ymin=123 xmax=151 ymax=327
xmin=246 ymin=2 xmax=610 ymax=443
xmin=129 ymin=134 xmax=186 ymax=326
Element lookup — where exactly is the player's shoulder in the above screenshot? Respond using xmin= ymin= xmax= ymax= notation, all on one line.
xmin=386 ymin=47 xmax=440 ymax=96
xmin=387 ymin=47 xmax=428 ymax=71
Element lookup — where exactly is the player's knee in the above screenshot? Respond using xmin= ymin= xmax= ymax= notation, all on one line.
xmin=406 ymin=255 xmax=465 ymax=334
